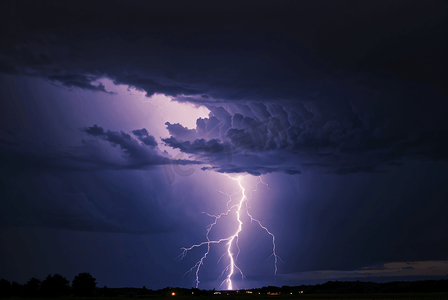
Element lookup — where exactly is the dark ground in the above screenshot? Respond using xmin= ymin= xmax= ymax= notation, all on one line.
xmin=4 ymin=294 xmax=448 ymax=300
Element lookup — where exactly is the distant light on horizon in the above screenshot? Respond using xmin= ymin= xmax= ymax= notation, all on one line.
xmin=180 ymin=175 xmax=279 ymax=290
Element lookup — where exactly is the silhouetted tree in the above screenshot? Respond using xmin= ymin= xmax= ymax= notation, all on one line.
xmin=142 ymin=286 xmax=148 ymax=295
xmin=11 ymin=281 xmax=22 ymax=297
xmin=0 ymin=279 xmax=11 ymax=298
xmin=280 ymin=285 xmax=291 ymax=295
xmin=41 ymin=274 xmax=70 ymax=297
xmin=24 ymin=278 xmax=41 ymax=297
xmin=72 ymin=272 xmax=97 ymax=296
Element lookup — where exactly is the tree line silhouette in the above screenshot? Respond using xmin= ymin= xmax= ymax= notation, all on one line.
xmin=1 ymin=274 xmax=447 ymax=297
xmin=0 ymin=272 xmax=96 ymax=297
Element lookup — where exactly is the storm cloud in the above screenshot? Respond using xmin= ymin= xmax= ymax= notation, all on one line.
xmin=1 ymin=0 xmax=446 ymax=176
xmin=162 ymin=100 xmax=447 ymax=175
xmin=0 ymin=0 xmax=447 ymax=289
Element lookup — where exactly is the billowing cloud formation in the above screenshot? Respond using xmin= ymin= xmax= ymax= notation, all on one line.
xmin=161 ymin=100 xmax=447 ymax=175
xmin=0 ymin=1 xmax=446 ymax=175
xmin=0 ymin=123 xmax=199 ymax=175
xmin=47 ymin=74 xmax=115 ymax=94
xmin=0 ymin=1 xmax=447 ymax=288
xmin=79 ymin=125 xmax=200 ymax=170
xmin=132 ymin=128 xmax=158 ymax=147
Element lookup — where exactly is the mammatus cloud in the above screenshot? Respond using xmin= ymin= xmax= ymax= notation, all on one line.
xmin=161 ymin=101 xmax=447 ymax=175
xmin=0 ymin=1 xmax=446 ymax=176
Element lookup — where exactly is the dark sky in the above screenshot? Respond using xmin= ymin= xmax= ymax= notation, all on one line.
xmin=0 ymin=0 xmax=447 ymax=290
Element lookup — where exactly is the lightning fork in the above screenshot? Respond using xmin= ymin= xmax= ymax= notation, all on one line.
xmin=180 ymin=175 xmax=279 ymax=290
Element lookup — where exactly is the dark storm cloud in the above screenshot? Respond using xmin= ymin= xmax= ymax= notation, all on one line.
xmin=332 ymin=165 xmax=387 ymax=175
xmin=0 ymin=1 xmax=447 ymax=289
xmin=161 ymin=99 xmax=447 ymax=175
xmin=84 ymin=124 xmax=106 ymax=136
xmin=47 ymin=74 xmax=114 ymax=93
xmin=1 ymin=0 xmax=446 ymax=97
xmin=82 ymin=125 xmax=151 ymax=163
xmin=164 ymin=123 xmax=198 ymax=141
xmin=0 ymin=125 xmax=199 ymax=235
xmin=162 ymin=137 xmax=225 ymax=154
xmin=80 ymin=125 xmax=200 ymax=169
xmin=201 ymin=165 xmax=301 ymax=177
xmin=132 ymin=128 xmax=158 ymax=147
xmin=0 ymin=124 xmax=199 ymax=175
xmin=0 ymin=0 xmax=447 ymax=175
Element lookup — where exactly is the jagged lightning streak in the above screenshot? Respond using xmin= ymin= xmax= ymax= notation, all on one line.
xmin=180 ymin=175 xmax=279 ymax=290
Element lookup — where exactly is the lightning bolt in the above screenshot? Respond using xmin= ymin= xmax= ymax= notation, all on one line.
xmin=180 ymin=175 xmax=279 ymax=290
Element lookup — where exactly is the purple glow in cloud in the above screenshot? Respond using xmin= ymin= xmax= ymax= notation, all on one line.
xmin=0 ymin=0 xmax=447 ymax=290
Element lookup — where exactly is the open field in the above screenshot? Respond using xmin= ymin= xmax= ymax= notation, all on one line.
xmin=178 ymin=294 xmax=446 ymax=300
xmin=5 ymin=294 xmax=448 ymax=300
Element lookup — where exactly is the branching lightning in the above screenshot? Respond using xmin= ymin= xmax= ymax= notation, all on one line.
xmin=180 ymin=175 xmax=279 ymax=290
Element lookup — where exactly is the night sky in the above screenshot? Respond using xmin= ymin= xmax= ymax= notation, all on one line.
xmin=1 ymin=0 xmax=447 ymax=290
